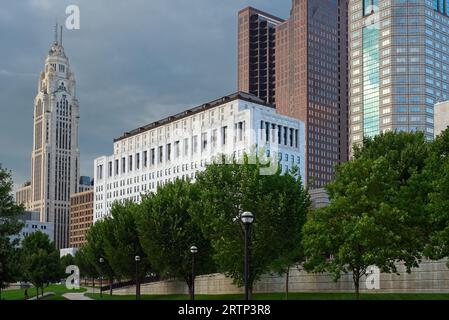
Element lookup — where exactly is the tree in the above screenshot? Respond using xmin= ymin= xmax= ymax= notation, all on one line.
xmin=303 ymin=132 xmax=430 ymax=299
xmin=424 ymin=128 xmax=449 ymax=264
xmin=191 ymin=154 xmax=309 ymax=297
xmin=103 ymin=201 xmax=152 ymax=298
xmin=138 ymin=179 xmax=215 ymax=299
xmin=85 ymin=220 xmax=116 ymax=295
xmin=74 ymin=246 xmax=98 ymax=286
xmin=20 ymin=231 xmax=60 ymax=299
xmin=0 ymin=165 xmax=24 ymax=300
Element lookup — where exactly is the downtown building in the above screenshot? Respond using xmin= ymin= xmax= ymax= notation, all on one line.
xmin=348 ymin=0 xmax=449 ymax=150
xmin=69 ymin=189 xmax=93 ymax=248
xmin=17 ymin=27 xmax=81 ymax=249
xmin=238 ymin=1 xmax=349 ymax=188
xmin=94 ymin=92 xmax=306 ymax=221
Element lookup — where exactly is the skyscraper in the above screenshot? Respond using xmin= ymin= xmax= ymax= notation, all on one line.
xmin=238 ymin=7 xmax=284 ymax=106
xmin=275 ymin=0 xmax=349 ymax=187
xmin=349 ymin=0 xmax=448 ymax=150
xmin=28 ymin=26 xmax=80 ymax=249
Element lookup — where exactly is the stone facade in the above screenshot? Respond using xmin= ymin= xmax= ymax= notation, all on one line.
xmin=112 ymin=259 xmax=449 ymax=296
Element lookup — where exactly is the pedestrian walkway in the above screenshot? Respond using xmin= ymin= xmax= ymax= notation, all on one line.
xmin=28 ymin=292 xmax=54 ymax=300
xmin=62 ymin=292 xmax=93 ymax=300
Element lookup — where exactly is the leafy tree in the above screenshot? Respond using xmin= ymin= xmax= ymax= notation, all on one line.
xmin=0 ymin=165 xmax=24 ymax=300
xmin=303 ymin=132 xmax=430 ymax=299
xmin=20 ymin=231 xmax=60 ymax=299
xmin=103 ymin=201 xmax=152 ymax=298
xmin=424 ymin=128 xmax=449 ymax=264
xmin=138 ymin=179 xmax=215 ymax=299
xmin=191 ymin=154 xmax=309 ymax=297
xmin=74 ymin=246 xmax=98 ymax=286
xmin=85 ymin=219 xmax=116 ymax=295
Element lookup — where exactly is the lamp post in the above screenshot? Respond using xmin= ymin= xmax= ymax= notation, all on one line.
xmin=99 ymin=257 xmax=104 ymax=298
xmin=241 ymin=211 xmax=254 ymax=301
xmin=190 ymin=246 xmax=198 ymax=301
xmin=135 ymin=255 xmax=141 ymax=300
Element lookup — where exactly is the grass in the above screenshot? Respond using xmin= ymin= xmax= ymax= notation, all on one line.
xmin=1 ymin=284 xmax=87 ymax=301
xmin=85 ymin=292 xmax=449 ymax=301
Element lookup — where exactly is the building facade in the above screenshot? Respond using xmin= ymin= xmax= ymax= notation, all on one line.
xmin=238 ymin=7 xmax=284 ymax=106
xmin=25 ymin=27 xmax=80 ymax=249
xmin=69 ymin=190 xmax=93 ymax=248
xmin=349 ymin=0 xmax=449 ymax=151
xmin=435 ymin=100 xmax=449 ymax=137
xmin=94 ymin=92 xmax=306 ymax=222
xmin=275 ymin=0 xmax=349 ymax=188
xmin=78 ymin=176 xmax=93 ymax=193
xmin=12 ymin=211 xmax=54 ymax=247
xmin=16 ymin=181 xmax=32 ymax=209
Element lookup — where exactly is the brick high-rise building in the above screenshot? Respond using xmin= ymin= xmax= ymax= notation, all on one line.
xmin=69 ymin=190 xmax=93 ymax=248
xmin=238 ymin=1 xmax=349 ymax=188
xmin=238 ymin=7 xmax=284 ymax=106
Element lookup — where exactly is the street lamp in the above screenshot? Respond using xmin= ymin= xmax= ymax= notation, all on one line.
xmin=135 ymin=255 xmax=141 ymax=300
xmin=190 ymin=246 xmax=198 ymax=301
xmin=99 ymin=257 xmax=104 ymax=298
xmin=241 ymin=211 xmax=254 ymax=301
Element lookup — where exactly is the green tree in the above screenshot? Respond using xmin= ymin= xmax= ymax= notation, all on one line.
xmin=303 ymin=132 xmax=430 ymax=300
xmin=85 ymin=219 xmax=116 ymax=295
xmin=103 ymin=201 xmax=151 ymax=298
xmin=424 ymin=128 xmax=449 ymax=264
xmin=0 ymin=165 xmax=24 ymax=300
xmin=74 ymin=246 xmax=98 ymax=286
xmin=20 ymin=231 xmax=60 ymax=299
xmin=138 ymin=179 xmax=215 ymax=299
xmin=192 ymin=154 xmax=309 ymax=297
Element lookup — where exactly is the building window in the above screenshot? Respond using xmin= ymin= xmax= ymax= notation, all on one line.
xmin=222 ymin=126 xmax=228 ymax=145
xmin=151 ymin=148 xmax=155 ymax=166
xmin=363 ymin=0 xmax=378 ymax=16
xmin=108 ymin=161 xmax=112 ymax=177
xmin=136 ymin=153 xmax=140 ymax=170
xmin=158 ymin=146 xmax=163 ymax=164
xmin=166 ymin=144 xmax=171 ymax=161
xmin=122 ymin=157 xmax=126 ymax=173
xmin=201 ymin=133 xmax=207 ymax=151
xmin=143 ymin=151 xmax=148 ymax=168
xmin=129 ymin=155 xmax=133 ymax=172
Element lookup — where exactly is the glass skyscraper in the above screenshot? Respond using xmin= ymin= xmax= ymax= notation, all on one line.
xmin=349 ymin=0 xmax=449 ymax=151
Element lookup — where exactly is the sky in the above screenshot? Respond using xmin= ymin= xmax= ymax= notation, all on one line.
xmin=0 ymin=0 xmax=291 ymax=190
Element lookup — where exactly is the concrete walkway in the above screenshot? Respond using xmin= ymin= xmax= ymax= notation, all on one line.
xmin=62 ymin=292 xmax=93 ymax=300
xmin=28 ymin=292 xmax=55 ymax=300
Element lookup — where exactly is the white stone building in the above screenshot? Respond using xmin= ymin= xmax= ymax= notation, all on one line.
xmin=12 ymin=211 xmax=54 ymax=247
xmin=20 ymin=27 xmax=81 ymax=249
xmin=435 ymin=101 xmax=449 ymax=138
xmin=94 ymin=92 xmax=305 ymax=222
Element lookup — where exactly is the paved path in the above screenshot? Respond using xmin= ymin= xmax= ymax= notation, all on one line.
xmin=28 ymin=292 xmax=55 ymax=300
xmin=62 ymin=292 xmax=93 ymax=300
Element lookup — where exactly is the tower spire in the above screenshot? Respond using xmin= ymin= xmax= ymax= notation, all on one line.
xmin=54 ymin=21 xmax=58 ymax=44
xmin=60 ymin=25 xmax=63 ymax=46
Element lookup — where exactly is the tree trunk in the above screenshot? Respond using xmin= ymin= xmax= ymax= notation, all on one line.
xmin=109 ymin=278 xmax=113 ymax=295
xmin=41 ymin=286 xmax=44 ymax=298
xmin=0 ymin=286 xmax=2 ymax=300
xmin=285 ymin=266 xmax=290 ymax=300
xmin=353 ymin=271 xmax=360 ymax=300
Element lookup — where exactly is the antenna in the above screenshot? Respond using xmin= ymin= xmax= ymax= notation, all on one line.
xmin=54 ymin=21 xmax=58 ymax=44
xmin=60 ymin=25 xmax=63 ymax=46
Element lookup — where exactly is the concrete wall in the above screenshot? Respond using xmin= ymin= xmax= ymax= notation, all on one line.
xmin=113 ymin=259 xmax=449 ymax=296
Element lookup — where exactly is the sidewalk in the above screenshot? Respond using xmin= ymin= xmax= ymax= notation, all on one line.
xmin=63 ymin=292 xmax=93 ymax=300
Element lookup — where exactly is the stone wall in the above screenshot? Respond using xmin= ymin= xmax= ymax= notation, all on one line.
xmin=113 ymin=259 xmax=449 ymax=296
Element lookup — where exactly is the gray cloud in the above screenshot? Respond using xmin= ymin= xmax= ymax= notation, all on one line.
xmin=0 ymin=0 xmax=290 ymax=190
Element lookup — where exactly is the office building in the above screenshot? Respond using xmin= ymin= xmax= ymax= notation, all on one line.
xmin=16 ymin=181 xmax=32 ymax=209
xmin=94 ymin=92 xmax=306 ymax=221
xmin=238 ymin=7 xmax=284 ymax=105
xmin=435 ymin=100 xmax=449 ymax=137
xmin=12 ymin=211 xmax=54 ymax=247
xmin=19 ymin=26 xmax=81 ymax=249
xmin=69 ymin=189 xmax=94 ymax=248
xmin=349 ymin=0 xmax=449 ymax=150
xmin=238 ymin=1 xmax=349 ymax=187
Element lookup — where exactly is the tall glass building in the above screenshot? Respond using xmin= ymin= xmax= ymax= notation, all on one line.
xmin=349 ymin=0 xmax=449 ymax=151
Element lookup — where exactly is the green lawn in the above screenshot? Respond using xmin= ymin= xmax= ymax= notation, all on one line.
xmin=1 ymin=284 xmax=87 ymax=300
xmin=85 ymin=292 xmax=449 ymax=301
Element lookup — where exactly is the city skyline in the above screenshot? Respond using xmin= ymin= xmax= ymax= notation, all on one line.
xmin=0 ymin=0 xmax=291 ymax=190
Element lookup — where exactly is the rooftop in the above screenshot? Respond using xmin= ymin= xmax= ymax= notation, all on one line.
xmin=113 ymin=91 xmax=272 ymax=143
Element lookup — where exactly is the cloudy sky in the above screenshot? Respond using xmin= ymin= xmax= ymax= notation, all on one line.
xmin=0 ymin=0 xmax=290 ymax=189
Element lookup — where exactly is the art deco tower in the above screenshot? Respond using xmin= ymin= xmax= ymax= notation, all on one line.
xmin=30 ymin=26 xmax=80 ymax=249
